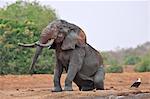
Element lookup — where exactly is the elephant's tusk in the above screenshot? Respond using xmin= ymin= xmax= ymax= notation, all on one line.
xmin=18 ymin=42 xmax=38 ymax=48
xmin=35 ymin=39 xmax=54 ymax=47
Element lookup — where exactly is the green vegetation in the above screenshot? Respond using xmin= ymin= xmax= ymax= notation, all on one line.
xmin=101 ymin=52 xmax=119 ymax=65
xmin=134 ymin=53 xmax=150 ymax=72
xmin=0 ymin=1 xmax=149 ymax=75
xmin=106 ymin=65 xmax=123 ymax=73
xmin=102 ymin=42 xmax=150 ymax=73
xmin=0 ymin=1 xmax=56 ymax=31
xmin=0 ymin=1 xmax=57 ymax=74
xmin=124 ymin=55 xmax=141 ymax=65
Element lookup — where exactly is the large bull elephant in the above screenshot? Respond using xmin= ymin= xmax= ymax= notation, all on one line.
xmin=19 ymin=20 xmax=105 ymax=92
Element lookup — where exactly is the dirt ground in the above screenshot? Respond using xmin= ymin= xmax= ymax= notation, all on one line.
xmin=0 ymin=72 xmax=150 ymax=99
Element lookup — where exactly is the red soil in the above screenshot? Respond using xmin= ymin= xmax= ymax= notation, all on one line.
xmin=0 ymin=72 xmax=150 ymax=99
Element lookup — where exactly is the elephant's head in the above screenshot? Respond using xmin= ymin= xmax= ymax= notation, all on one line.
xmin=19 ymin=20 xmax=86 ymax=74
xmin=38 ymin=20 xmax=86 ymax=49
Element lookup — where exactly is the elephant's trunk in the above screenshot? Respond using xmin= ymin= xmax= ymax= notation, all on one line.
xmin=28 ymin=39 xmax=55 ymax=74
xmin=29 ymin=46 xmax=43 ymax=74
xmin=18 ymin=39 xmax=55 ymax=74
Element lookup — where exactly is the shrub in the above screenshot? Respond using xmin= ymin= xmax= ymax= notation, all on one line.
xmin=124 ymin=55 xmax=141 ymax=65
xmin=134 ymin=57 xmax=150 ymax=72
xmin=101 ymin=52 xmax=119 ymax=66
xmin=0 ymin=1 xmax=57 ymax=75
xmin=106 ymin=65 xmax=123 ymax=73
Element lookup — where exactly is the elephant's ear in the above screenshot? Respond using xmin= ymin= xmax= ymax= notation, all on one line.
xmin=61 ymin=30 xmax=86 ymax=50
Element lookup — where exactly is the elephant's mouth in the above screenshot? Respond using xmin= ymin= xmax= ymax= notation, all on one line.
xmin=18 ymin=39 xmax=55 ymax=48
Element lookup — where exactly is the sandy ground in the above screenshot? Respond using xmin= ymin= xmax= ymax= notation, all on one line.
xmin=0 ymin=72 xmax=150 ymax=99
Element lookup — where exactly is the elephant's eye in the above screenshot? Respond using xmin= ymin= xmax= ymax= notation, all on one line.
xmin=57 ymin=33 xmax=63 ymax=38
xmin=58 ymin=27 xmax=64 ymax=32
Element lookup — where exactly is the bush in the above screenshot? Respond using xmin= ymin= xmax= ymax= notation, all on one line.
xmin=106 ymin=65 xmax=123 ymax=73
xmin=134 ymin=56 xmax=150 ymax=72
xmin=101 ymin=52 xmax=119 ymax=65
xmin=0 ymin=1 xmax=57 ymax=75
xmin=0 ymin=1 xmax=57 ymax=31
xmin=124 ymin=55 xmax=141 ymax=65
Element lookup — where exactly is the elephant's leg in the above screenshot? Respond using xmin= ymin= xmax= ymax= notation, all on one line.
xmin=94 ymin=65 xmax=105 ymax=90
xmin=74 ymin=74 xmax=94 ymax=91
xmin=81 ymin=80 xmax=94 ymax=91
xmin=73 ymin=75 xmax=82 ymax=91
xmin=52 ymin=61 xmax=63 ymax=92
xmin=64 ymin=65 xmax=80 ymax=91
xmin=64 ymin=49 xmax=85 ymax=91
xmin=75 ymin=73 xmax=95 ymax=91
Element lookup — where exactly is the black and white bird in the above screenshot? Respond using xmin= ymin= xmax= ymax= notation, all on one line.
xmin=130 ymin=78 xmax=141 ymax=88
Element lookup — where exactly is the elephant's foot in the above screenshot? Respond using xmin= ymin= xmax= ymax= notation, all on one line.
xmin=81 ymin=86 xmax=94 ymax=91
xmin=94 ymin=81 xmax=104 ymax=90
xmin=64 ymin=86 xmax=73 ymax=91
xmin=80 ymin=80 xmax=94 ymax=91
xmin=51 ymin=87 xmax=62 ymax=92
xmin=96 ymin=88 xmax=104 ymax=90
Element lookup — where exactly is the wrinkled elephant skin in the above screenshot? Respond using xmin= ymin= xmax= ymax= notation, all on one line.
xmin=19 ymin=20 xmax=105 ymax=92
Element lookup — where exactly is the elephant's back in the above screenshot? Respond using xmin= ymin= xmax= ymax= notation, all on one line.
xmin=79 ymin=45 xmax=102 ymax=78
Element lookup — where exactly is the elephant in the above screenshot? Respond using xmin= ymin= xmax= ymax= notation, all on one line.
xmin=18 ymin=19 xmax=105 ymax=92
